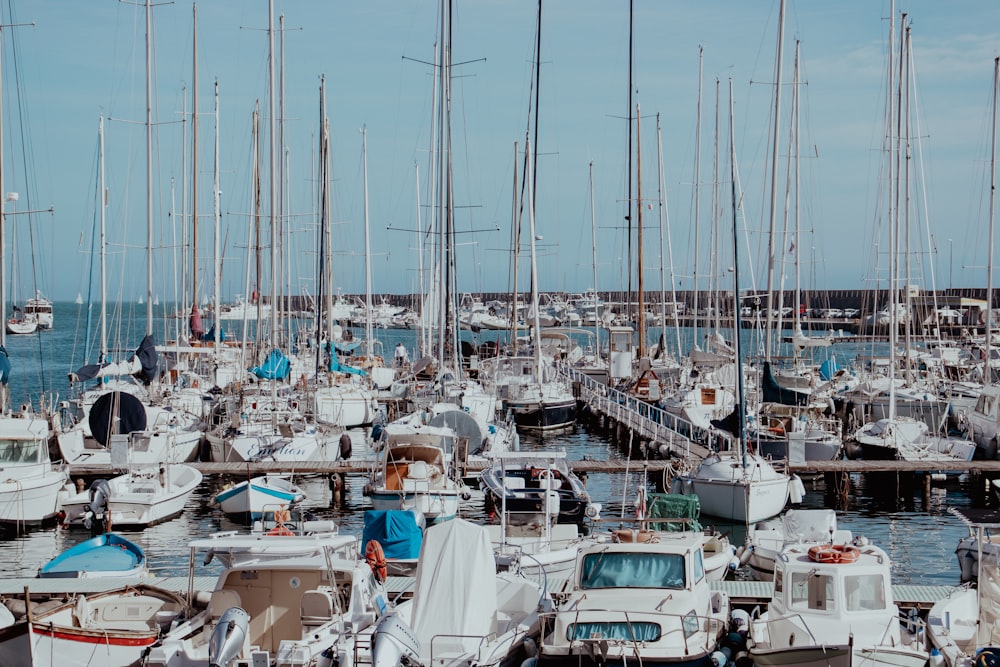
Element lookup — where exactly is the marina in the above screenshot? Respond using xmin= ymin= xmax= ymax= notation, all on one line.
xmin=3 ymin=0 xmax=1000 ymax=664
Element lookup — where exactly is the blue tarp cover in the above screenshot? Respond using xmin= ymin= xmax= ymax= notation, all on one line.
xmin=326 ymin=342 xmax=366 ymax=377
xmin=0 ymin=345 xmax=10 ymax=385
xmin=251 ymin=349 xmax=291 ymax=380
xmin=362 ymin=510 xmax=422 ymax=559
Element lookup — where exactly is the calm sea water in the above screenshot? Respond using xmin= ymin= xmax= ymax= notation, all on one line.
xmin=0 ymin=302 xmax=979 ymax=586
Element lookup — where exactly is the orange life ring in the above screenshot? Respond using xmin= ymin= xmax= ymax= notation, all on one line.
xmin=365 ymin=539 xmax=387 ymax=583
xmin=267 ymin=525 xmax=295 ymax=537
xmin=808 ymin=544 xmax=861 ymax=564
xmin=769 ymin=425 xmax=785 ymax=435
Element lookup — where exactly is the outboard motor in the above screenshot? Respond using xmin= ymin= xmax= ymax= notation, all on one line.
xmin=371 ymin=613 xmax=420 ymax=667
xmin=208 ymin=607 xmax=250 ymax=667
xmin=85 ymin=479 xmax=112 ymax=535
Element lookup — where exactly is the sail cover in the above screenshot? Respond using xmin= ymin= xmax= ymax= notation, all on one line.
xmin=0 ymin=345 xmax=10 ymax=385
xmin=326 ymin=342 xmax=366 ymax=377
xmin=250 ymin=349 xmax=291 ymax=380
xmin=88 ymin=391 xmax=147 ymax=447
xmin=410 ymin=518 xmax=497 ymax=659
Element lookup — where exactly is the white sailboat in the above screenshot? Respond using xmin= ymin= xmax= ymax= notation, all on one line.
xmin=670 ymin=78 xmax=795 ymax=526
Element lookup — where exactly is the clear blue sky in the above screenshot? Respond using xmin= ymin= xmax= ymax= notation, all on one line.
xmin=5 ymin=0 xmax=1000 ymax=303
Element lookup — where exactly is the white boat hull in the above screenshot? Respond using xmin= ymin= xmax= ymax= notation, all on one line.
xmin=61 ymin=465 xmax=203 ymax=529
xmin=0 ymin=468 xmax=69 ymax=524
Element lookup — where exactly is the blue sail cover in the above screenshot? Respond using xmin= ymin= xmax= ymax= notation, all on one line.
xmin=0 ymin=345 xmax=10 ymax=385
xmin=326 ymin=341 xmax=366 ymax=377
xmin=250 ymin=349 xmax=291 ymax=380
xmin=362 ymin=510 xmax=422 ymax=559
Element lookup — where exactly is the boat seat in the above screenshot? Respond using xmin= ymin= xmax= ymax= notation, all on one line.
xmin=612 ymin=529 xmax=657 ymax=544
xmin=209 ymin=589 xmax=243 ymax=619
xmin=407 ymin=461 xmax=429 ymax=480
xmin=300 ymin=588 xmax=336 ymax=629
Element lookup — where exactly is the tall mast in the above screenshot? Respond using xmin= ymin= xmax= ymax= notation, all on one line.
xmin=363 ymin=127 xmax=374 ymax=359
xmin=626 ymin=0 xmax=634 ymax=324
xmin=191 ymin=2 xmax=199 ymax=311
xmin=692 ymin=46 xmax=703 ymax=350
xmin=267 ymin=0 xmax=278 ymax=346
xmin=986 ymin=57 xmax=998 ymax=379
xmin=728 ymin=77 xmax=747 ymax=468
xmin=144 ymin=0 xmax=154 ymax=332
xmin=636 ymin=102 xmax=645 ymax=358
xmin=100 ymin=117 xmax=108 ymax=362
xmin=589 ymin=161 xmax=601 ymax=364
xmin=316 ymin=75 xmax=327 ymax=375
xmin=763 ymin=0 xmax=786 ymax=361
xmin=526 ymin=137 xmax=543 ymax=383
xmin=213 ymin=80 xmax=221 ymax=349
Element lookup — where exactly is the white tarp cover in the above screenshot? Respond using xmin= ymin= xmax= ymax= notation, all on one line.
xmin=782 ymin=509 xmax=836 ymax=543
xmin=978 ymin=535 xmax=1000 ymax=646
xmin=411 ymin=518 xmax=498 ymax=660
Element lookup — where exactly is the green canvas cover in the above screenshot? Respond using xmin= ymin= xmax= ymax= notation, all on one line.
xmin=645 ymin=492 xmax=702 ymax=532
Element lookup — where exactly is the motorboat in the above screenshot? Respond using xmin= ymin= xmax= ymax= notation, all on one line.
xmin=743 ymin=508 xmax=854 ymax=581
xmin=748 ymin=539 xmax=928 ymax=667
xmin=479 ymin=452 xmax=597 ymax=526
xmin=929 ymin=511 xmax=1000 ymax=666
xmin=537 ymin=532 xmax=732 ymax=666
xmin=209 ymin=474 xmax=306 ymax=523
xmin=38 ymin=533 xmax=147 ymax=579
xmin=24 ymin=291 xmax=52 ymax=329
xmin=144 ymin=532 xmax=385 ymax=667
xmin=59 ymin=463 xmax=203 ymax=530
xmin=0 ymin=416 xmax=71 ymax=525
xmin=367 ymin=421 xmax=471 ymax=523
xmin=0 ymin=584 xmax=187 ymax=667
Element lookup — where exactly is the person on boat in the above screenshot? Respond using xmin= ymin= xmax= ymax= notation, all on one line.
xmin=394 ymin=342 xmax=409 ymax=367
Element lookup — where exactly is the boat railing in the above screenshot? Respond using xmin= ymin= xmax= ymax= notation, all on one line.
xmin=560 ymin=365 xmax=736 ymax=456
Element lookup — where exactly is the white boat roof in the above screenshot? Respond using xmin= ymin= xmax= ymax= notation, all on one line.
xmin=190 ymin=533 xmax=357 ymax=551
xmin=486 ymin=450 xmax=567 ymax=460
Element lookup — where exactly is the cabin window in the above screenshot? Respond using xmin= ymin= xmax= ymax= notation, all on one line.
xmin=567 ymin=621 xmax=660 ymax=642
xmin=682 ymin=610 xmax=699 ymax=639
xmin=789 ymin=571 xmax=835 ymax=612
xmin=773 ymin=569 xmax=783 ymax=594
xmin=692 ymin=549 xmax=705 ymax=583
xmin=0 ymin=439 xmax=39 ymax=464
xmin=977 ymin=394 xmax=995 ymax=417
xmin=701 ymin=388 xmax=716 ymax=405
xmin=580 ymin=552 xmax=686 ymax=590
xmin=844 ymin=574 xmax=886 ymax=611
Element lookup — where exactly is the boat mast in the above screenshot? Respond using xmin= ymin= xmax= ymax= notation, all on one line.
xmin=986 ymin=57 xmax=998 ymax=379
xmin=763 ymin=0 xmax=786 ymax=362
xmin=589 ymin=161 xmax=601 ymax=363
xmin=656 ymin=112 xmax=681 ymax=357
xmin=316 ymin=76 xmax=328 ymax=376
xmin=100 ymin=117 xmax=108 ymax=363
xmin=144 ymin=0 xmax=154 ymax=332
xmin=267 ymin=0 xmax=278 ymax=347
xmin=363 ymin=127 xmax=374 ymax=360
xmin=636 ymin=102 xmax=645 ymax=359
xmin=692 ymin=46 xmax=703 ymax=351
xmin=191 ymin=2 xmax=199 ymax=314
xmin=728 ymin=77 xmax=747 ymax=468
xmin=526 ymin=137 xmax=543 ymax=384
xmin=626 ymin=0 xmax=634 ymax=326
xmin=213 ymin=81 xmax=221 ymax=351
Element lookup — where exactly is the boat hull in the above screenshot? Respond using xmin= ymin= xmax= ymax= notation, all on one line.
xmin=506 ymin=397 xmax=576 ymax=431
xmin=0 ymin=469 xmax=68 ymax=524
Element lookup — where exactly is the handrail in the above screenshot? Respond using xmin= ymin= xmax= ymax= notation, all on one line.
xmin=560 ymin=366 xmax=735 ymax=455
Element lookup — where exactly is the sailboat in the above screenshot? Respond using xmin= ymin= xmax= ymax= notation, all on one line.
xmin=0 ymin=11 xmax=70 ymax=526
xmin=671 ymin=77 xmax=795 ymax=526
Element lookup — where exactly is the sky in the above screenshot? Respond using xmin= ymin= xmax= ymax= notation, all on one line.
xmin=4 ymin=0 xmax=1000 ymax=304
